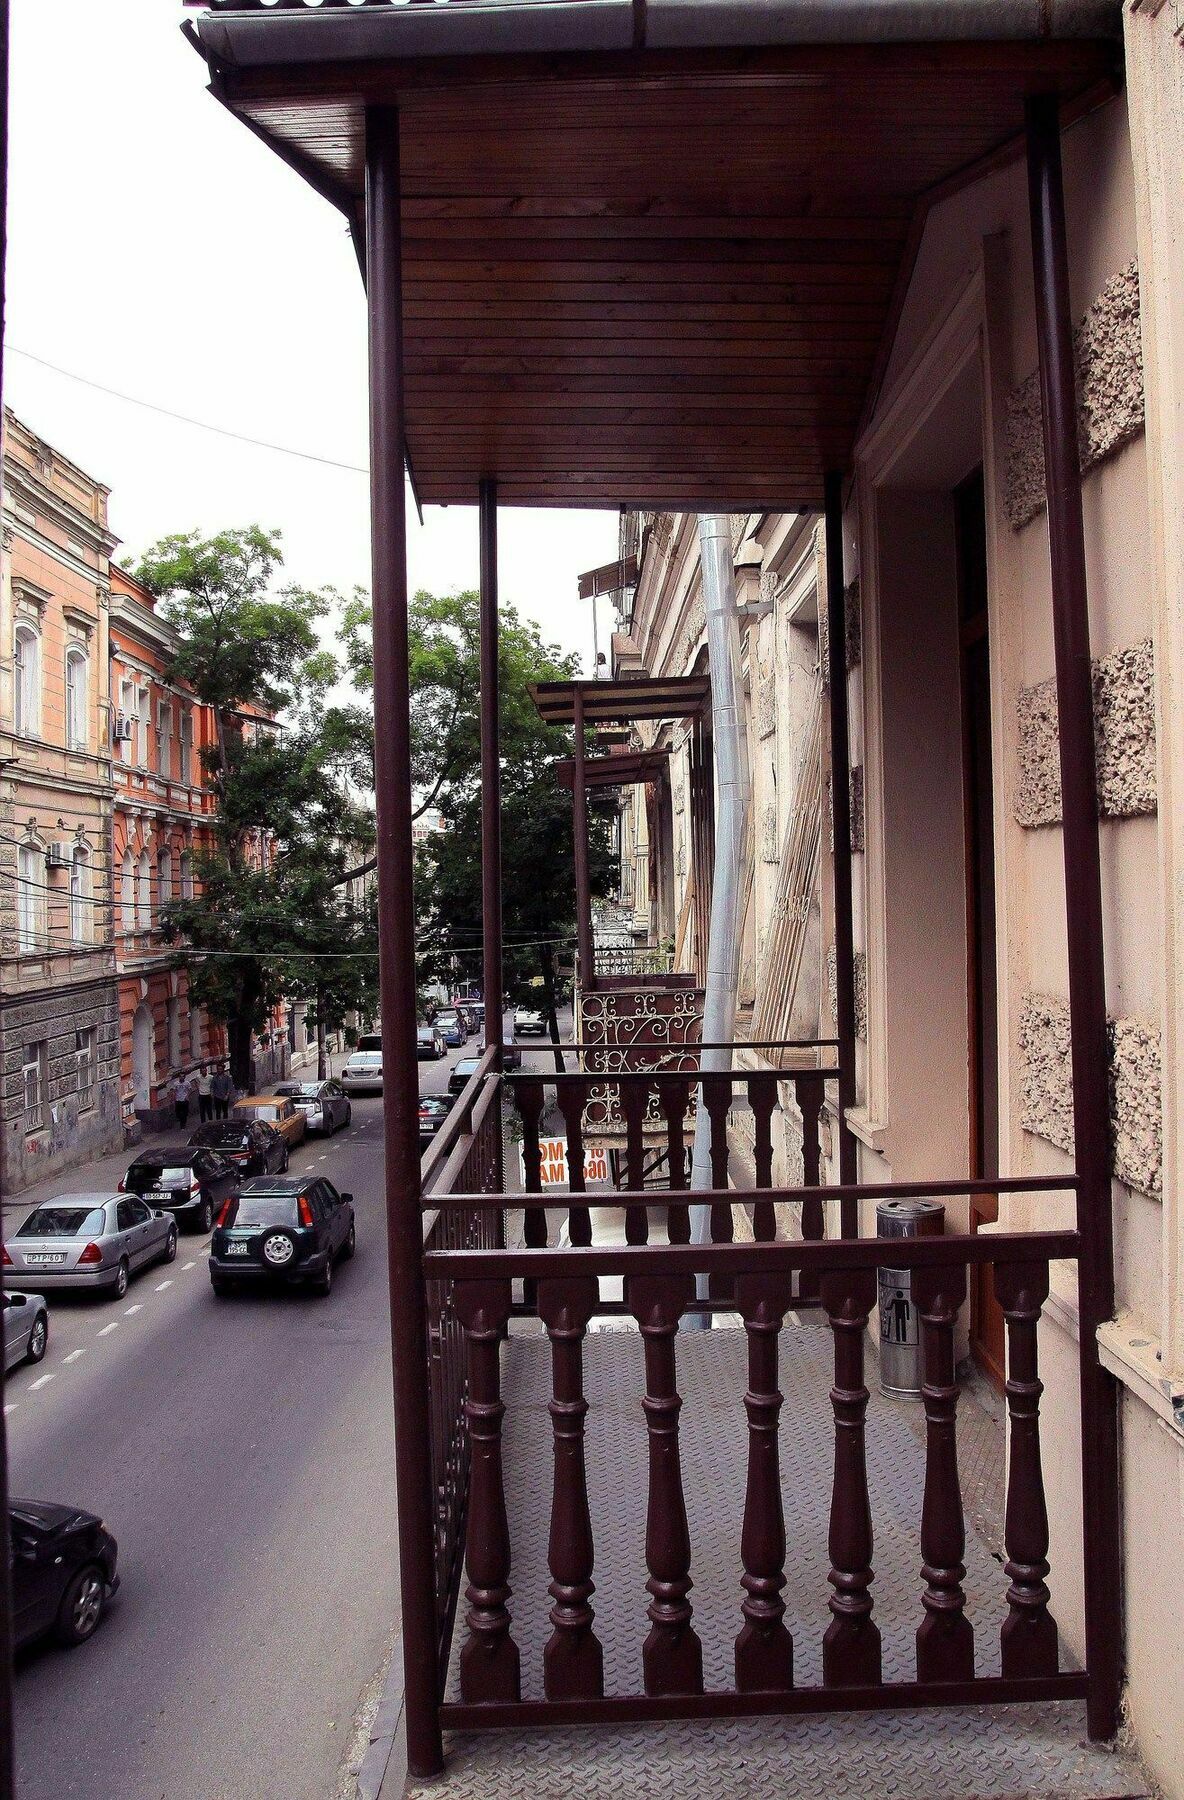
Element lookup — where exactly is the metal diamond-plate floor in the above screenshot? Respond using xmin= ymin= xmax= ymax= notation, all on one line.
xmin=407 ymin=1321 xmax=1149 ymax=1800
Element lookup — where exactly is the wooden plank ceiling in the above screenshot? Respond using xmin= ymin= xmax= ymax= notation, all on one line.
xmin=530 ymin=674 xmax=709 ymax=723
xmin=217 ymin=41 xmax=1118 ymax=509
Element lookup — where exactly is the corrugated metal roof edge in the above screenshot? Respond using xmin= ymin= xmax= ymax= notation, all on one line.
xmin=194 ymin=1 xmax=1123 ymax=72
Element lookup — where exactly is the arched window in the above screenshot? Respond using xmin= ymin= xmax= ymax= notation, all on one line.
xmin=179 ymin=851 xmax=194 ymax=901
xmin=158 ymin=848 xmax=173 ymax=907
xmin=13 ymin=624 xmax=40 ymax=737
xmin=16 ymin=843 xmax=43 ymax=952
xmin=70 ymin=845 xmax=91 ymax=944
xmin=65 ymin=645 xmax=88 ymax=750
xmin=121 ymin=849 xmax=136 ymax=936
xmin=136 ymin=849 xmax=152 ymax=932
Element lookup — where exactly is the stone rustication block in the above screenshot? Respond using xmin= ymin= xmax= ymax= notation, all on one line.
xmin=826 ymin=945 xmax=868 ymax=1042
xmin=1018 ymin=991 xmax=1162 ymax=1199
xmin=1015 ymin=638 xmax=1156 ymax=827
xmin=1005 ymin=261 xmax=1144 ymax=531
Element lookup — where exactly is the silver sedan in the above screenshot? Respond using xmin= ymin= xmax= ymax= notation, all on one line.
xmin=4 ymin=1291 xmax=48 ymax=1371
xmin=4 ymin=1194 xmax=177 ymax=1301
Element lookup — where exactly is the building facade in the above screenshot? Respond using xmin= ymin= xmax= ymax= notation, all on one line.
xmin=0 ymin=411 xmax=123 ymax=1192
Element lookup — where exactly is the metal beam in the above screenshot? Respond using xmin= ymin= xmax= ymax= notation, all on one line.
xmin=572 ymin=686 xmax=594 ymax=992
xmin=365 ymin=102 xmax=444 ymax=1780
xmin=824 ymin=470 xmax=859 ymax=1235
xmin=1025 ymin=90 xmax=1121 ymax=1745
xmin=479 ymin=477 xmax=504 ymax=1075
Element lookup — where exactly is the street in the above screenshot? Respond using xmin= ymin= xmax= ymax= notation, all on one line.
xmin=4 ymin=1043 xmax=468 ymax=1800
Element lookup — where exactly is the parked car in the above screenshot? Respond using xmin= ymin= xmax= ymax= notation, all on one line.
xmin=231 ymin=1094 xmax=308 ymax=1151
xmin=434 ymin=1010 xmax=468 ymax=1048
xmin=120 ymin=1146 xmax=239 ymax=1234
xmin=209 ymin=1176 xmax=355 ymax=1298
xmin=417 ymin=1024 xmax=446 ymax=1060
xmin=514 ymin=1005 xmax=547 ymax=1036
xmin=3 ymin=1197 xmax=177 ymax=1301
xmin=10 ymin=1500 xmax=120 ymax=1651
xmin=356 ymin=1033 xmax=382 ymax=1053
xmin=342 ymin=1051 xmax=384 ymax=1095
xmin=190 ymin=1118 xmax=289 ymax=1178
xmin=274 ymin=1078 xmax=352 ymax=1136
xmin=4 ymin=1292 xmax=48 ymax=1372
xmin=448 ymin=1056 xmax=482 ymax=1098
xmin=418 ymin=1094 xmax=453 ymax=1149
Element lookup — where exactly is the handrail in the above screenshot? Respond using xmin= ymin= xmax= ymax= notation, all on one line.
xmin=516 ymin=1038 xmax=841 ymax=1054
xmin=425 ymin=1173 xmax=1079 ymax=1210
xmin=433 ymin=1074 xmax=503 ymax=1199
xmin=503 ymin=1067 xmax=841 ymax=1084
xmin=425 ymin=1227 xmax=1081 ymax=1280
xmin=419 ymin=1043 xmax=498 ymax=1195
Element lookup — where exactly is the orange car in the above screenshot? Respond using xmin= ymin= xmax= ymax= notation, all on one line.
xmin=230 ymin=1095 xmax=307 ymax=1152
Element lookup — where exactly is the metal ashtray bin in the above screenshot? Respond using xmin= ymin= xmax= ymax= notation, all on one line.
xmin=876 ymin=1198 xmax=945 ymax=1399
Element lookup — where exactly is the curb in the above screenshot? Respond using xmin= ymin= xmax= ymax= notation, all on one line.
xmin=358 ymin=1635 xmax=408 ymax=1800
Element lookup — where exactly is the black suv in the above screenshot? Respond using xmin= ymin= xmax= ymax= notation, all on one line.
xmin=121 ymin=1147 xmax=239 ymax=1234
xmin=189 ymin=1118 xmax=288 ymax=1178
xmin=209 ymin=1176 xmax=355 ymax=1298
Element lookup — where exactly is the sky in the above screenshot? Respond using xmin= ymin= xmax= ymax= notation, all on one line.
xmin=3 ymin=0 xmax=618 ymax=674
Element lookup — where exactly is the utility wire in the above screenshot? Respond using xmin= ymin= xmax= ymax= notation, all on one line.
xmin=6 ymin=345 xmax=370 ymax=478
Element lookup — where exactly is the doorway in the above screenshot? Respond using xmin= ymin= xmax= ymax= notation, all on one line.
xmin=956 ymin=469 xmax=1005 ymax=1385
xmin=132 ymin=1003 xmax=154 ymax=1112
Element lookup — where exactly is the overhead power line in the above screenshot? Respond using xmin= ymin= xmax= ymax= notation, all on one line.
xmin=6 ymin=345 xmax=370 ymax=478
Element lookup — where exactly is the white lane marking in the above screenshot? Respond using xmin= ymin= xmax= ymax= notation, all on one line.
xmin=199 ymin=1248 xmax=209 ymax=1257
xmin=63 ymin=1349 xmax=87 ymax=1365
xmin=182 ymin=1260 xmax=196 ymax=1270
xmin=124 ymin=1304 xmax=143 ymax=1315
xmin=29 ymin=1372 xmax=56 ymax=1391
xmin=318 ymin=1155 xmax=328 ymax=1162
xmin=97 ymin=1322 xmax=120 ymax=1337
xmin=155 ymin=1279 xmax=174 ymax=1291
xmin=4 ymin=1403 xmax=17 ymax=1416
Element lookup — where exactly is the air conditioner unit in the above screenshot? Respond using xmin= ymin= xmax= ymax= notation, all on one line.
xmin=114 ymin=715 xmax=135 ymax=742
xmin=45 ymin=842 xmax=73 ymax=870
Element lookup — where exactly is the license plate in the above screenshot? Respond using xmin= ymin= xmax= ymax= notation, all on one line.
xmin=225 ymin=1242 xmax=251 ymax=1257
xmin=25 ymin=1252 xmax=66 ymax=1265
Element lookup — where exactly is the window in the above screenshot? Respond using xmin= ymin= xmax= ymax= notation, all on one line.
xmin=178 ymin=708 xmax=193 ymax=784
xmin=65 ymin=645 xmax=88 ymax=750
xmin=158 ymin=848 xmax=173 ymax=907
xmin=136 ymin=849 xmax=152 ymax=931
xmin=76 ymin=1027 xmax=95 ymax=1110
xmin=70 ymin=845 xmax=91 ymax=943
xmin=157 ymin=700 xmax=173 ymax=780
xmin=179 ymin=851 xmax=194 ymax=901
xmin=13 ymin=624 xmax=40 ymax=737
xmin=121 ymin=848 xmax=136 ymax=935
xmin=22 ymin=1041 xmax=47 ymax=1133
xmin=136 ymin=686 xmax=151 ymax=768
xmin=118 ymin=677 xmax=135 ymax=763
xmin=16 ymin=844 xmax=44 ymax=952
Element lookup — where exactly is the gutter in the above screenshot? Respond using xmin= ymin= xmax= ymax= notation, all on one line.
xmin=192 ymin=0 xmax=1123 ymax=68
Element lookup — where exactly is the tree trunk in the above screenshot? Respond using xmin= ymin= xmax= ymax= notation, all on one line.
xmin=540 ymin=941 xmax=566 ymax=1075
xmin=228 ymin=1014 xmax=253 ymax=1094
xmin=317 ymin=1009 xmax=328 ymax=1081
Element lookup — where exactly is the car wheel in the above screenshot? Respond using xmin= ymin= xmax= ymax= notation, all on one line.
xmin=197 ymin=1198 xmax=213 ymax=1235
xmin=162 ymin=1227 xmax=178 ymax=1264
xmin=342 ymin=1220 xmax=356 ymax=1261
xmin=281 ymin=1147 xmax=290 ymax=1173
xmin=112 ymin=1258 xmax=130 ymax=1300
xmin=55 ymin=1564 xmax=106 ymax=1647
xmin=344 ymin=1104 xmax=353 ymax=1128
xmin=26 ymin=1313 xmax=48 ymax=1364
xmin=314 ymin=1257 xmax=333 ymax=1297
xmin=260 ymin=1229 xmax=297 ymax=1271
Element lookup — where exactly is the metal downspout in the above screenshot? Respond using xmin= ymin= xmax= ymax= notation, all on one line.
xmin=687 ymin=514 xmax=751 ymax=1320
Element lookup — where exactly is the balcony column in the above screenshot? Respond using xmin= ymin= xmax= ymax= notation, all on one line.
xmin=823 ymin=470 xmax=859 ymax=1235
xmin=365 ymin=103 xmax=443 ymax=1779
xmin=479 ymin=478 xmax=504 ymax=1071
xmin=1025 ymin=92 xmax=1120 ymax=1743
xmin=573 ymin=686 xmax=594 ymax=992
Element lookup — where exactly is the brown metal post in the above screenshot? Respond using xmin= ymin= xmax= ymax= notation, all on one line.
xmin=824 ymin=471 xmax=859 ymax=1235
xmin=572 ymin=686 xmax=594 ymax=993
xmin=479 ymin=478 xmax=504 ymax=1070
xmin=1025 ymin=93 xmax=1121 ymax=1743
xmin=365 ymin=103 xmax=444 ymax=1778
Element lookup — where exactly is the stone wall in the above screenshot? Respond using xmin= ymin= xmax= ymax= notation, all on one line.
xmin=1004 ymin=261 xmax=1145 ymax=530
xmin=826 ymin=946 xmax=868 ymax=1042
xmin=1014 ymin=639 xmax=1157 ymax=827
xmin=1018 ymin=990 xmax=1162 ymax=1199
xmin=0 ymin=977 xmax=123 ymax=1195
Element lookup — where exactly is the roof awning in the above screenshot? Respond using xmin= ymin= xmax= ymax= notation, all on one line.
xmin=530 ymin=675 xmax=709 ymax=724
xmin=552 ymin=747 xmax=671 ymax=788
xmin=187 ymin=4 xmax=1121 ymax=510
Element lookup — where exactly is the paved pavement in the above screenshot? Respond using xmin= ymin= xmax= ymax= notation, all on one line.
xmin=4 ymin=1035 xmax=477 ymax=1800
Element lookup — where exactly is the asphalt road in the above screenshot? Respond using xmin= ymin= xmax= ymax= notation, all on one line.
xmin=5 ymin=1040 xmax=472 ymax=1800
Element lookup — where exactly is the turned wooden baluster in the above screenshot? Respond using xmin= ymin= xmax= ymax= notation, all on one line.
xmin=747 ymin=1072 xmax=779 ymax=1242
xmin=538 ymin=1277 xmax=604 ymax=1698
xmin=821 ymin=1268 xmax=882 ymax=1685
xmin=455 ymin=1279 xmax=520 ymax=1702
xmin=735 ymin=1271 xmax=796 ymax=1691
xmin=557 ymin=1078 xmax=591 ymax=1247
xmin=795 ymin=1074 xmax=826 ymax=1301
xmin=629 ymin=1273 xmax=703 ymax=1695
xmin=701 ymin=1073 xmax=734 ymax=1300
xmin=514 ymin=1077 xmax=548 ymax=1252
xmin=994 ymin=1259 xmax=1059 ymax=1677
xmin=913 ymin=1263 xmax=974 ymax=1682
xmin=659 ymin=1075 xmax=691 ymax=1244
xmin=621 ymin=1077 xmax=650 ymax=1245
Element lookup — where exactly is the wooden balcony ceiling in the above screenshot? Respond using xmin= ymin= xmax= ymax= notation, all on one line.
xmin=552 ymin=746 xmax=670 ymax=788
xmin=529 ymin=674 xmax=708 ymax=723
xmin=190 ymin=14 xmax=1119 ymax=508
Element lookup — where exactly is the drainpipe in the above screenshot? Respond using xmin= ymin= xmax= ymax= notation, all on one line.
xmin=687 ymin=514 xmax=751 ymax=1319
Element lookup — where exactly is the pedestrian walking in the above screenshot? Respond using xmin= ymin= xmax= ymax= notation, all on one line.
xmin=196 ymin=1063 xmax=214 ymax=1124
xmin=186 ymin=1068 xmax=201 ymax=1119
xmin=170 ymin=1071 xmax=190 ymax=1130
xmin=211 ymin=1064 xmax=234 ymax=1120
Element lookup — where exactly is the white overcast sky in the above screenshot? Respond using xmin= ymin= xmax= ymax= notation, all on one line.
xmin=4 ymin=0 xmax=618 ymax=673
